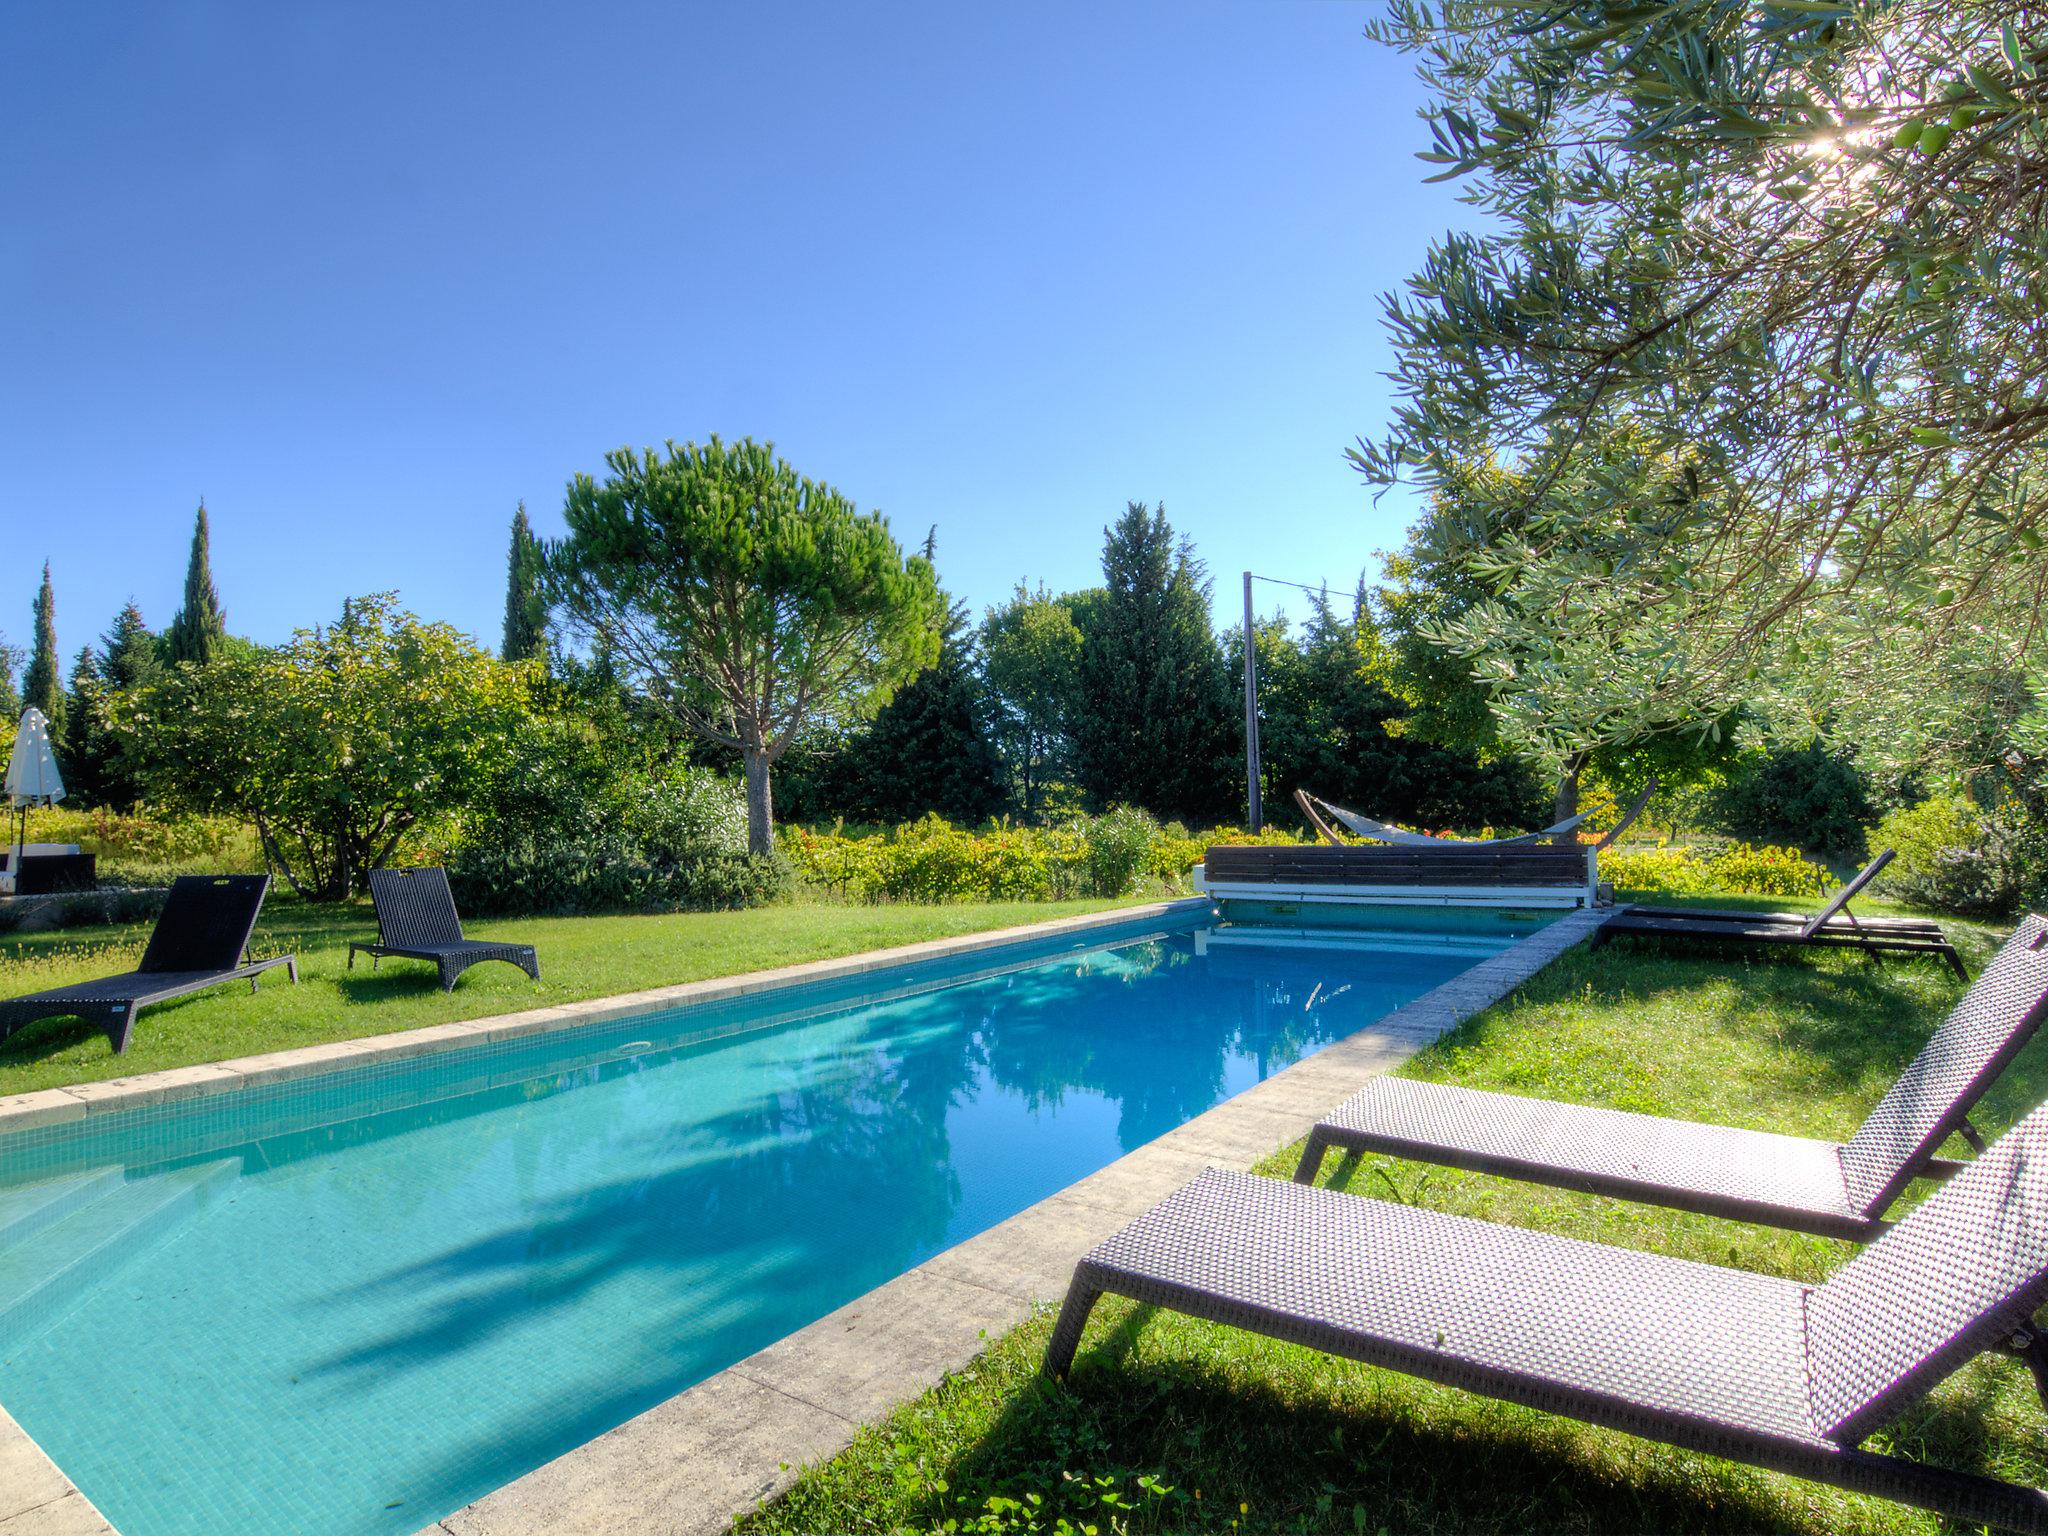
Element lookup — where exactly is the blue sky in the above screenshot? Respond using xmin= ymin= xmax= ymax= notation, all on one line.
xmin=2 ymin=1 xmax=1474 ymax=663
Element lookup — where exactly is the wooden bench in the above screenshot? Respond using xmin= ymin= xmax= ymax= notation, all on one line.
xmin=1195 ymin=843 xmax=1595 ymax=909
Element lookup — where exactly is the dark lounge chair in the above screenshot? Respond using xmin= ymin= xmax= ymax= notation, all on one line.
xmin=1046 ymin=1100 xmax=2048 ymax=1532
xmin=348 ymin=867 xmax=539 ymax=992
xmin=1594 ymin=848 xmax=1970 ymax=979
xmin=1292 ymin=916 xmax=2048 ymax=1238
xmin=0 ymin=874 xmax=297 ymax=1055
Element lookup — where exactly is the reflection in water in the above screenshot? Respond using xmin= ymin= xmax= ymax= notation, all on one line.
xmin=0 ymin=917 xmax=1514 ymax=1536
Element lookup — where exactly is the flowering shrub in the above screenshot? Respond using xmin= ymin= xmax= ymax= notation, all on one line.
xmin=1600 ymin=842 xmax=1835 ymax=899
xmin=783 ymin=813 xmax=1314 ymax=903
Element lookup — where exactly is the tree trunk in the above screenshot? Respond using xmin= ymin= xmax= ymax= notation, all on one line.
xmin=1553 ymin=752 xmax=1588 ymax=823
xmin=742 ymin=745 xmax=775 ymax=856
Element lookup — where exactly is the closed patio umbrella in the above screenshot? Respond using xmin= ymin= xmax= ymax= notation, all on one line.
xmin=4 ymin=707 xmax=65 ymax=886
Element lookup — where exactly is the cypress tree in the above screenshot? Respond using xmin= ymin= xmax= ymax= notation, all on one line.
xmin=164 ymin=502 xmax=228 ymax=667
xmin=1071 ymin=504 xmax=1234 ymax=822
xmin=21 ymin=563 xmax=64 ymax=736
xmin=502 ymin=502 xmax=549 ymax=662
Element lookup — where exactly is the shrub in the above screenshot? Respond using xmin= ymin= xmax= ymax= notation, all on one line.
xmin=17 ymin=805 xmax=262 ymax=882
xmin=1600 ymin=841 xmax=1834 ymax=899
xmin=1082 ymin=805 xmax=1158 ymax=898
xmin=1711 ymin=743 xmax=1874 ymax=859
xmin=447 ymin=758 xmax=785 ymax=917
xmin=1873 ymin=797 xmax=2024 ymax=918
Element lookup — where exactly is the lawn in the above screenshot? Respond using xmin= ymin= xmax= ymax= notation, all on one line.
xmin=0 ymin=896 xmax=1143 ymax=1097
xmin=739 ymin=909 xmax=2045 ymax=1536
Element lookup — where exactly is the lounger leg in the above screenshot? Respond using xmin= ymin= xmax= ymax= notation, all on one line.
xmin=108 ymin=1006 xmax=138 ymax=1056
xmin=1043 ymin=1279 xmax=1104 ymax=1378
xmin=285 ymin=956 xmax=300 ymax=985
xmin=1294 ymin=1128 xmax=1335 ymax=1185
xmin=1944 ymin=945 xmax=1971 ymax=983
xmin=439 ymin=960 xmax=458 ymax=992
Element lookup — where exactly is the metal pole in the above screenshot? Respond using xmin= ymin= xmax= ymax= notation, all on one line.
xmin=1243 ymin=570 xmax=1262 ymax=831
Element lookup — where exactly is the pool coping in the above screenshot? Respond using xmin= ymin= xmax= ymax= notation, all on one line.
xmin=0 ymin=899 xmax=1210 ymax=1138
xmin=423 ymin=905 xmax=1614 ymax=1536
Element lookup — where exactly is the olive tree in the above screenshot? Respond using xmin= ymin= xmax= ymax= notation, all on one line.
xmin=546 ymin=437 xmax=943 ymax=854
xmin=116 ymin=593 xmax=534 ymax=900
xmin=1356 ymin=0 xmax=2048 ymax=777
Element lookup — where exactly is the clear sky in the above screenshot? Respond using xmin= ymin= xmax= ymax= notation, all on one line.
xmin=1 ymin=1 xmax=1476 ymax=663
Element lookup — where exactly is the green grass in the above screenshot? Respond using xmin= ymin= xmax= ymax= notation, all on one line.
xmin=0 ymin=896 xmax=1141 ymax=1097
xmin=739 ymin=911 xmax=2045 ymax=1536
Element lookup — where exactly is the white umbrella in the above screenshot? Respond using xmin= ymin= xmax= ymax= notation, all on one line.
xmin=4 ymin=707 xmax=66 ymax=882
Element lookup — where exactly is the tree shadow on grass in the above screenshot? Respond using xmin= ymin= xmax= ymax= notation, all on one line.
xmin=866 ymin=1302 xmax=2036 ymax=1536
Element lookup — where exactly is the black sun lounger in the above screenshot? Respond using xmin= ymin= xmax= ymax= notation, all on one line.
xmin=1047 ymin=1100 xmax=2048 ymax=1532
xmin=0 ymin=874 xmax=297 ymax=1055
xmin=348 ymin=867 xmax=539 ymax=992
xmin=1292 ymin=915 xmax=2048 ymax=1240
xmin=1595 ymin=849 xmax=1969 ymax=979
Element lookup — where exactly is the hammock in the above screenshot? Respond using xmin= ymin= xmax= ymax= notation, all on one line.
xmin=1294 ymin=777 xmax=1657 ymax=853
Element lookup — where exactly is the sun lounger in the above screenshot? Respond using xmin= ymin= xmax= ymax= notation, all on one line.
xmin=1046 ymin=1100 xmax=2048 ymax=1531
xmin=0 ymin=874 xmax=297 ymax=1054
xmin=1291 ymin=916 xmax=2048 ymax=1238
xmin=348 ymin=867 xmax=539 ymax=992
xmin=1596 ymin=849 xmax=1969 ymax=978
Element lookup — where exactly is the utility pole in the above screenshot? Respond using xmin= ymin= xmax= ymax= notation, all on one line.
xmin=1243 ymin=570 xmax=1262 ymax=831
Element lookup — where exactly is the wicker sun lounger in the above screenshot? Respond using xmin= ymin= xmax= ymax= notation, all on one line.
xmin=1292 ymin=916 xmax=2048 ymax=1239
xmin=1046 ymin=1105 xmax=2048 ymax=1531
xmin=0 ymin=874 xmax=297 ymax=1055
xmin=1595 ymin=849 xmax=1969 ymax=979
xmin=348 ymin=867 xmax=539 ymax=992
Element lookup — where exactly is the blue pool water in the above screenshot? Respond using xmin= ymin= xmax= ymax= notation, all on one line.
xmin=0 ymin=909 xmax=1541 ymax=1536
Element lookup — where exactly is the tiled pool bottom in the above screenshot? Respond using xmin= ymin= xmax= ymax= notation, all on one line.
xmin=0 ymin=909 xmax=1547 ymax=1536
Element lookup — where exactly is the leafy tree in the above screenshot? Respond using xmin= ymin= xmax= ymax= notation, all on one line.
xmin=1374 ymin=443 xmax=1746 ymax=814
xmin=1071 ymin=504 xmax=1234 ymax=822
xmin=981 ymin=583 xmax=1085 ymax=818
xmin=502 ymin=502 xmax=549 ymax=663
xmin=1356 ymin=0 xmax=2048 ymax=776
xmin=21 ymin=563 xmax=63 ymax=737
xmin=164 ymin=501 xmax=228 ymax=667
xmin=546 ymin=437 xmax=944 ymax=854
xmin=115 ymin=594 xmax=534 ymax=899
xmin=799 ymin=598 xmax=1005 ymax=824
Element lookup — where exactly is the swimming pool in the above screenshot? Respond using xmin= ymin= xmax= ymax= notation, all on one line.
xmin=0 ymin=906 xmax=1545 ymax=1536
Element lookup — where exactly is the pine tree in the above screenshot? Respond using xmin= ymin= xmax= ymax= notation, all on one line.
xmin=101 ymin=602 xmax=162 ymax=693
xmin=74 ymin=603 xmax=164 ymax=808
xmin=21 ymin=563 xmax=64 ymax=737
xmin=164 ymin=502 xmax=228 ymax=667
xmin=1070 ymin=504 xmax=1234 ymax=822
xmin=809 ymin=598 xmax=1005 ymax=823
xmin=61 ymin=645 xmax=107 ymax=802
xmin=0 ymin=633 xmax=20 ymax=721
xmin=502 ymin=502 xmax=549 ymax=662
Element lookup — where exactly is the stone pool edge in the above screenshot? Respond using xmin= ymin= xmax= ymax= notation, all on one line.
xmin=0 ymin=898 xmax=1209 ymax=1137
xmin=425 ymin=905 xmax=1615 ymax=1536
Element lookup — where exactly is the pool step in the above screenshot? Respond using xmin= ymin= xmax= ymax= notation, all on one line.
xmin=0 ymin=1159 xmax=238 ymax=1358
xmin=0 ymin=1166 xmax=126 ymax=1249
